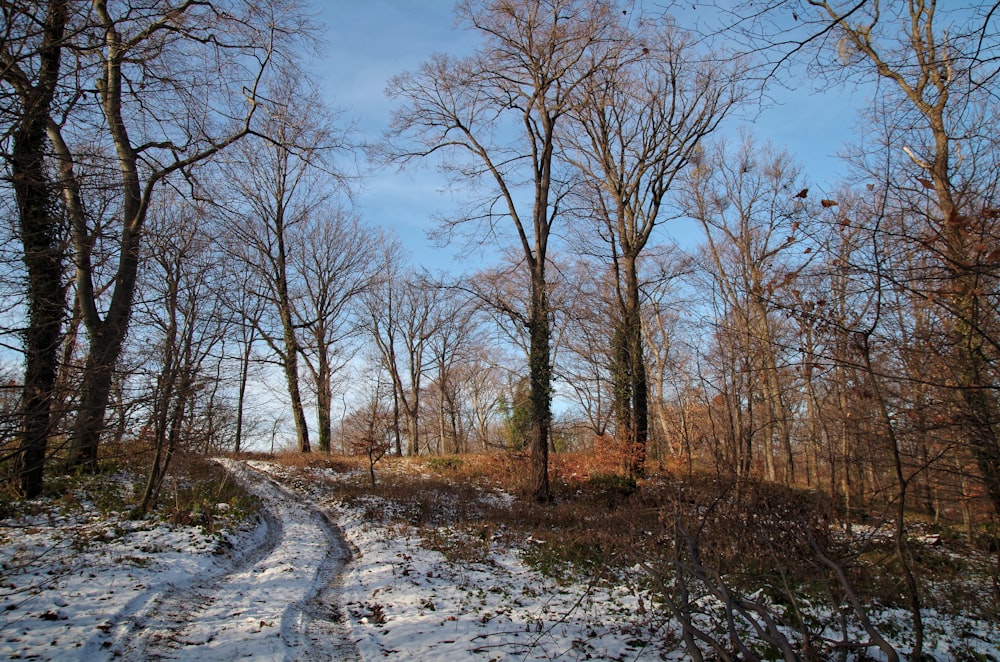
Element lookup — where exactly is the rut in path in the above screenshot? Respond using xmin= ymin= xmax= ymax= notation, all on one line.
xmin=81 ymin=460 xmax=360 ymax=661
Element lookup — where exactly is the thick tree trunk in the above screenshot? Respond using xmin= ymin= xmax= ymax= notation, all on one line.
xmin=66 ymin=319 xmax=128 ymax=471
xmin=14 ymin=127 xmax=64 ymax=497
xmin=283 ymin=344 xmax=310 ymax=453
xmin=953 ymin=305 xmax=1000 ymax=515
xmin=64 ymin=6 xmax=145 ymax=471
xmin=316 ymin=355 xmax=332 ymax=453
xmin=14 ymin=169 xmax=64 ymax=496
xmin=631 ymin=327 xmax=649 ymax=476
xmin=623 ymin=259 xmax=648 ymax=479
xmin=936 ymin=152 xmax=1000 ymax=516
xmin=272 ymin=207 xmax=310 ymax=453
xmin=528 ymin=262 xmax=552 ymax=501
xmin=11 ymin=0 xmax=68 ymax=498
xmin=610 ymin=256 xmax=649 ymax=479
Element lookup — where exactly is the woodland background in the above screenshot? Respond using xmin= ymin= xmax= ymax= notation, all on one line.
xmin=2 ymin=2 xmax=1000 ymax=657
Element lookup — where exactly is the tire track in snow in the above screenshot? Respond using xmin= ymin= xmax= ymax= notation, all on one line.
xmin=81 ymin=460 xmax=359 ymax=661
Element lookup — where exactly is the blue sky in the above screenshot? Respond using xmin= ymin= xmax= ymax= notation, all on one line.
xmin=309 ymin=1 xmax=862 ymax=267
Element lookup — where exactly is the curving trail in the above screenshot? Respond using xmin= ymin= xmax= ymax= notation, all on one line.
xmin=81 ymin=460 xmax=359 ymax=661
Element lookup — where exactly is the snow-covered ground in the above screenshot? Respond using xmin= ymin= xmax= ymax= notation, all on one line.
xmin=0 ymin=460 xmax=358 ymax=660
xmin=1 ymin=458 xmax=997 ymax=660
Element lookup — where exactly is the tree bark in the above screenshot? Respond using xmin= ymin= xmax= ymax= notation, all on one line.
xmin=66 ymin=301 xmax=133 ymax=471
xmin=528 ymin=258 xmax=552 ymax=501
xmin=612 ymin=254 xmax=649 ymax=479
xmin=234 ymin=330 xmax=253 ymax=454
xmin=279 ymin=310 xmax=310 ymax=453
xmin=9 ymin=0 xmax=68 ymax=497
xmin=316 ymin=354 xmax=332 ymax=453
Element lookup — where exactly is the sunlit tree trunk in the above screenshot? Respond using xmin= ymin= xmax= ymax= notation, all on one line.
xmin=274 ymin=203 xmax=311 ymax=453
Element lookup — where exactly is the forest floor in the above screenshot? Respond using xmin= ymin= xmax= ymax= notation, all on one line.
xmin=1 ymin=452 xmax=998 ymax=660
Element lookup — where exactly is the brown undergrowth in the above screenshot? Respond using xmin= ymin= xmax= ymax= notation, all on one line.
xmin=260 ymin=450 xmax=999 ymax=627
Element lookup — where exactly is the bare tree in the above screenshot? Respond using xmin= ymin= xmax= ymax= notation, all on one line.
xmin=828 ymin=0 xmax=1000 ymax=523
xmin=639 ymin=248 xmax=692 ymax=466
xmin=38 ymin=1 xmax=302 ymax=472
xmin=564 ymin=17 xmax=745 ymax=478
xmin=788 ymin=190 xmax=877 ymax=516
xmin=423 ymin=282 xmax=479 ymax=454
xmin=132 ymin=194 xmax=230 ymax=513
xmin=221 ymin=70 xmax=350 ymax=454
xmin=293 ymin=209 xmax=380 ymax=453
xmin=341 ymin=363 xmax=395 ymax=486
xmin=220 ymin=265 xmax=267 ymax=454
xmin=557 ymin=259 xmax=615 ymax=440
xmin=385 ymin=0 xmax=622 ymax=500
xmin=1 ymin=0 xmax=69 ymax=496
xmin=683 ymin=137 xmax=811 ymax=484
xmin=723 ymin=0 xmax=1000 ymax=522
xmin=224 ymin=133 xmax=310 ymax=452
xmin=363 ymin=266 xmax=441 ymax=457
xmin=449 ymin=345 xmax=510 ymax=452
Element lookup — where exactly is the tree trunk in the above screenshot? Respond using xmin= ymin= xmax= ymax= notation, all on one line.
xmin=404 ymin=355 xmax=422 ymax=456
xmin=316 ymin=353 xmax=332 ymax=453
xmin=761 ymin=343 xmax=793 ymax=484
xmin=391 ymin=385 xmax=402 ymax=456
xmin=10 ymin=0 xmax=68 ymax=498
xmin=623 ymin=257 xmax=648 ymax=478
xmin=528 ymin=260 xmax=552 ymax=501
xmin=234 ymin=333 xmax=252 ymax=453
xmin=140 ymin=374 xmax=188 ymax=514
xmin=66 ymin=318 xmax=129 ymax=471
xmin=283 ymin=341 xmax=310 ymax=453
xmin=438 ymin=374 xmax=447 ymax=455
xmin=273 ymin=206 xmax=310 ymax=453
xmin=937 ymin=154 xmax=1000 ymax=516
xmin=64 ymin=0 xmax=146 ymax=470
xmin=405 ymin=405 xmax=420 ymax=456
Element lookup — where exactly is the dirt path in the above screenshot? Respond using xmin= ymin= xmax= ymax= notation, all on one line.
xmin=81 ymin=460 xmax=359 ymax=661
